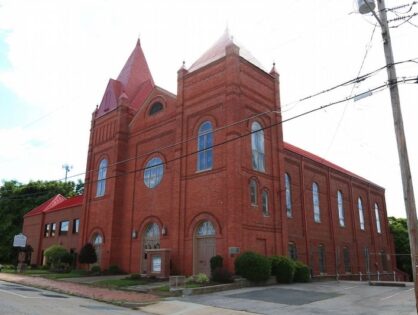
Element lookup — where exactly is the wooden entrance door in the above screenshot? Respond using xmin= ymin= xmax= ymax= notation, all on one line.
xmin=194 ymin=221 xmax=216 ymax=275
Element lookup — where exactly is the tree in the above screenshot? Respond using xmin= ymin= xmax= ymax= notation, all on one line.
xmin=0 ymin=180 xmax=82 ymax=263
xmin=79 ymin=243 xmax=97 ymax=269
xmin=389 ymin=216 xmax=412 ymax=279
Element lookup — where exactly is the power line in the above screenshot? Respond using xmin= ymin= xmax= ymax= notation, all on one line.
xmin=2 ymin=77 xmax=416 ymax=202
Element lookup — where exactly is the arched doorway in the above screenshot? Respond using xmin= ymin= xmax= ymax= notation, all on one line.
xmin=92 ymin=233 xmax=103 ymax=266
xmin=141 ymin=223 xmax=160 ymax=273
xmin=194 ymin=221 xmax=216 ymax=275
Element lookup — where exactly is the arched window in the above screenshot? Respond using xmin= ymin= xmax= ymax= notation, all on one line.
xmin=149 ymin=102 xmax=163 ymax=115
xmin=319 ymin=244 xmax=326 ymax=273
xmin=312 ymin=182 xmax=320 ymax=223
xmin=196 ymin=221 xmax=216 ymax=236
xmin=358 ymin=197 xmax=365 ymax=230
xmin=144 ymin=157 xmax=164 ymax=188
xmin=92 ymin=233 xmax=103 ymax=265
xmin=96 ymin=159 xmax=108 ymax=197
xmin=337 ymin=190 xmax=345 ymax=227
xmin=374 ymin=203 xmax=381 ymax=234
xmin=251 ymin=122 xmax=265 ymax=172
xmin=285 ymin=173 xmax=292 ymax=217
xmin=197 ymin=121 xmax=213 ymax=171
xmin=262 ymin=190 xmax=269 ymax=216
xmin=343 ymin=247 xmax=351 ymax=273
xmin=144 ymin=223 xmax=160 ymax=249
xmin=288 ymin=242 xmax=297 ymax=260
xmin=249 ymin=179 xmax=258 ymax=205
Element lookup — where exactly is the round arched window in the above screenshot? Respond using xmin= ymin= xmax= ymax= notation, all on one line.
xmin=196 ymin=221 xmax=216 ymax=237
xmin=144 ymin=157 xmax=164 ymax=188
xmin=149 ymin=102 xmax=163 ymax=116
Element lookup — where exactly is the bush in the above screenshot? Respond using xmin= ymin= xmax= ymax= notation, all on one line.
xmin=79 ymin=243 xmax=97 ymax=266
xmin=211 ymin=267 xmax=233 ymax=283
xmin=294 ymin=261 xmax=310 ymax=283
xmin=129 ymin=273 xmax=142 ymax=280
xmin=61 ymin=252 xmax=74 ymax=266
xmin=269 ymin=255 xmax=295 ymax=283
xmin=194 ymin=273 xmax=210 ymax=284
xmin=108 ymin=264 xmax=121 ymax=275
xmin=44 ymin=245 xmax=68 ymax=270
xmin=90 ymin=265 xmax=101 ymax=274
xmin=234 ymin=251 xmax=271 ymax=282
xmin=210 ymin=255 xmax=223 ymax=273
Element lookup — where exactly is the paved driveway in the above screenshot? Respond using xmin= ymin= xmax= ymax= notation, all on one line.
xmin=174 ymin=281 xmax=416 ymax=315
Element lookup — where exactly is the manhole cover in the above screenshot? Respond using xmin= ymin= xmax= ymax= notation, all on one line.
xmin=228 ymin=288 xmax=341 ymax=305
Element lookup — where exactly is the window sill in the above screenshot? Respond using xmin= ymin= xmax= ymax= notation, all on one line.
xmin=196 ymin=167 xmax=213 ymax=173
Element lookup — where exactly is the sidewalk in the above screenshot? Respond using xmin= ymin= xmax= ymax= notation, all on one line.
xmin=0 ymin=273 xmax=159 ymax=307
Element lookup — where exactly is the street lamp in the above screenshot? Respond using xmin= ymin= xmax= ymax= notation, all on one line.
xmin=357 ymin=0 xmax=418 ymax=312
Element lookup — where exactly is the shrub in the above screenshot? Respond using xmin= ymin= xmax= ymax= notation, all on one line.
xmin=211 ymin=267 xmax=233 ymax=283
xmin=129 ymin=273 xmax=142 ymax=280
xmin=194 ymin=273 xmax=209 ymax=284
xmin=108 ymin=264 xmax=122 ymax=275
xmin=44 ymin=245 xmax=68 ymax=270
xmin=234 ymin=251 xmax=271 ymax=282
xmin=210 ymin=255 xmax=223 ymax=273
xmin=79 ymin=243 xmax=97 ymax=268
xmin=90 ymin=265 xmax=101 ymax=274
xmin=61 ymin=252 xmax=74 ymax=266
xmin=294 ymin=261 xmax=310 ymax=283
xmin=269 ymin=255 xmax=295 ymax=283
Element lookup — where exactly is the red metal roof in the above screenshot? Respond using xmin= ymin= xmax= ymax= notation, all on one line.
xmin=24 ymin=194 xmax=67 ymax=218
xmin=24 ymin=195 xmax=83 ymax=218
xmin=45 ymin=195 xmax=84 ymax=214
xmin=97 ymin=39 xmax=155 ymax=118
xmin=283 ymin=142 xmax=382 ymax=188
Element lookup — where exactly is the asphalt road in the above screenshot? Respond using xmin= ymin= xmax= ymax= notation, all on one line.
xmin=0 ymin=280 xmax=148 ymax=315
xmin=178 ymin=281 xmax=416 ymax=315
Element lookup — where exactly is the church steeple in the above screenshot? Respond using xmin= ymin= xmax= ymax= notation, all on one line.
xmin=96 ymin=39 xmax=155 ymax=118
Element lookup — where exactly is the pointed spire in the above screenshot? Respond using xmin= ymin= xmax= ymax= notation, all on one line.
xmin=116 ymin=39 xmax=154 ymax=98
xmin=270 ymin=62 xmax=278 ymax=75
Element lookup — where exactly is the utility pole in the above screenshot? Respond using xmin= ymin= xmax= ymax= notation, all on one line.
xmin=62 ymin=164 xmax=73 ymax=183
xmin=359 ymin=0 xmax=418 ymax=312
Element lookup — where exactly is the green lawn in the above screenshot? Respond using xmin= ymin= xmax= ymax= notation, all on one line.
xmin=91 ymin=278 xmax=148 ymax=288
xmin=1 ymin=268 xmax=89 ymax=279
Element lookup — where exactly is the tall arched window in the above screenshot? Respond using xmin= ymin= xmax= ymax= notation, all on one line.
xmin=262 ymin=190 xmax=269 ymax=216
xmin=319 ymin=244 xmax=326 ymax=273
xmin=312 ymin=182 xmax=320 ymax=223
xmin=337 ymin=190 xmax=345 ymax=227
xmin=343 ymin=247 xmax=351 ymax=273
xmin=249 ymin=179 xmax=258 ymax=205
xmin=374 ymin=203 xmax=381 ymax=234
xmin=144 ymin=223 xmax=160 ymax=249
xmin=96 ymin=159 xmax=108 ymax=197
xmin=144 ymin=157 xmax=164 ymax=188
xmin=92 ymin=233 xmax=103 ymax=265
xmin=196 ymin=221 xmax=216 ymax=236
xmin=285 ymin=173 xmax=292 ymax=217
xmin=251 ymin=122 xmax=265 ymax=172
xmin=358 ymin=197 xmax=365 ymax=230
xmin=197 ymin=121 xmax=213 ymax=171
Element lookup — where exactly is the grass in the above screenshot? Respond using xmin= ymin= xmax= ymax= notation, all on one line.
xmin=1 ymin=268 xmax=91 ymax=279
xmin=91 ymin=278 xmax=148 ymax=288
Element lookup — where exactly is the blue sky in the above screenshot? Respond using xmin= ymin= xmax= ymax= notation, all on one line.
xmin=0 ymin=0 xmax=417 ymax=218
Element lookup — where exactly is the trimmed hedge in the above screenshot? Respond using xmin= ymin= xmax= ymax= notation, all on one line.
xmin=234 ymin=251 xmax=271 ymax=282
xmin=210 ymin=255 xmax=223 ymax=273
xmin=212 ymin=267 xmax=233 ymax=283
xmin=294 ymin=261 xmax=310 ymax=282
xmin=269 ymin=255 xmax=295 ymax=283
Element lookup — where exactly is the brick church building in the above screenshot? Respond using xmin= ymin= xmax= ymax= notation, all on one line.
xmin=24 ymin=31 xmax=397 ymax=278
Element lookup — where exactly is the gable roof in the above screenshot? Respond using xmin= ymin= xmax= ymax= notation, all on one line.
xmin=24 ymin=194 xmax=67 ymax=218
xmin=283 ymin=142 xmax=383 ymax=189
xmin=189 ymin=30 xmax=265 ymax=72
xmin=24 ymin=194 xmax=84 ymax=218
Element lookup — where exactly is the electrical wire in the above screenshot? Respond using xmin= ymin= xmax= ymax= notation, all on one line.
xmin=1 ymin=76 xmax=416 ymax=202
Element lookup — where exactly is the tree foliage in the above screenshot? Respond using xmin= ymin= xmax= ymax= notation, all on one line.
xmin=78 ymin=243 xmax=97 ymax=266
xmin=389 ymin=216 xmax=412 ymax=278
xmin=0 ymin=180 xmax=83 ymax=263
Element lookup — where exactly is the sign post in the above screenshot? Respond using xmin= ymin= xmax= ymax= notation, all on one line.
xmin=13 ymin=233 xmax=27 ymax=273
